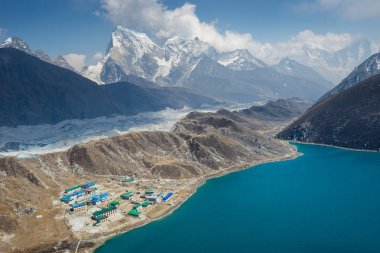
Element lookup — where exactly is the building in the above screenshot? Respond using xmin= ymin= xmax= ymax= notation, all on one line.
xmin=133 ymin=204 xmax=143 ymax=211
xmin=84 ymin=187 xmax=96 ymax=195
xmin=120 ymin=192 xmax=134 ymax=200
xmin=163 ymin=192 xmax=173 ymax=201
xmin=60 ymin=189 xmax=86 ymax=203
xmin=82 ymin=181 xmax=96 ymax=189
xmin=146 ymin=194 xmax=161 ymax=203
xmin=128 ymin=209 xmax=141 ymax=217
xmin=121 ymin=177 xmax=135 ymax=183
xmin=92 ymin=193 xmax=109 ymax=205
xmin=109 ymin=200 xmax=120 ymax=207
xmin=145 ymin=188 xmax=155 ymax=195
xmin=141 ymin=201 xmax=150 ymax=207
xmin=70 ymin=202 xmax=87 ymax=213
xmin=92 ymin=205 xmax=117 ymax=220
xmin=65 ymin=185 xmax=82 ymax=194
xmin=94 ymin=215 xmax=109 ymax=225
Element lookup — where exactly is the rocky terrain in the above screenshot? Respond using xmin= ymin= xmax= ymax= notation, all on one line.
xmin=278 ymin=74 xmax=380 ymax=151
xmin=0 ymin=98 xmax=308 ymax=253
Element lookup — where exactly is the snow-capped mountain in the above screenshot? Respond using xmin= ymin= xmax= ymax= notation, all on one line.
xmin=0 ymin=37 xmax=33 ymax=54
xmin=85 ymin=26 xmax=218 ymax=85
xmin=82 ymin=25 xmax=333 ymax=102
xmin=217 ymin=49 xmax=267 ymax=71
xmin=83 ymin=25 xmax=268 ymax=85
xmin=34 ymin=49 xmax=52 ymax=62
xmin=291 ymin=38 xmax=374 ymax=84
xmin=319 ymin=52 xmax=380 ymax=101
xmin=273 ymin=57 xmax=334 ymax=89
xmin=0 ymin=37 xmax=76 ymax=72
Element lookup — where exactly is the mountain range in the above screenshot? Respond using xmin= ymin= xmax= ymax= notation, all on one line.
xmin=81 ymin=25 xmax=334 ymax=102
xmin=0 ymin=48 xmax=216 ymax=127
xmin=0 ymin=37 xmax=76 ymax=72
xmin=288 ymin=38 xmax=375 ymax=84
xmin=1 ymin=30 xmax=334 ymax=103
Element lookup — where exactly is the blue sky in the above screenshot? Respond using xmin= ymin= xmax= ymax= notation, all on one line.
xmin=1 ymin=0 xmax=379 ymax=67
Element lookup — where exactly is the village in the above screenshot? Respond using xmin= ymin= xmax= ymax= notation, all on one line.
xmin=58 ymin=176 xmax=187 ymax=235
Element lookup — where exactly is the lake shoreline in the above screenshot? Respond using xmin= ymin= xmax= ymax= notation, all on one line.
xmin=90 ymin=142 xmax=301 ymax=252
xmin=288 ymin=140 xmax=380 ymax=153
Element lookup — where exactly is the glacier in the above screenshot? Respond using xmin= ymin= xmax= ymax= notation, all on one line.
xmin=0 ymin=102 xmax=262 ymax=157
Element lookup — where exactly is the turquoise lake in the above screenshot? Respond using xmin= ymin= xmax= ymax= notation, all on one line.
xmin=96 ymin=144 xmax=380 ymax=253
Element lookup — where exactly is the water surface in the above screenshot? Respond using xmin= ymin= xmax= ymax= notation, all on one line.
xmin=97 ymin=144 xmax=380 ymax=253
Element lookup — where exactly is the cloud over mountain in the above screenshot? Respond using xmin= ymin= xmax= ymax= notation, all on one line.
xmin=63 ymin=53 xmax=87 ymax=72
xmin=98 ymin=0 xmax=357 ymax=63
xmin=0 ymin=27 xmax=7 ymax=37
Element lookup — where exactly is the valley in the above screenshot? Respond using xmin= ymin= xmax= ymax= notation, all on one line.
xmin=0 ymin=4 xmax=379 ymax=252
xmin=0 ymin=98 xmax=307 ymax=253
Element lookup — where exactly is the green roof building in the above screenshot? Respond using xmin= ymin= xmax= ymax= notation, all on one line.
xmin=65 ymin=185 xmax=81 ymax=193
xmin=145 ymin=188 xmax=155 ymax=195
xmin=133 ymin=203 xmax=143 ymax=210
xmin=142 ymin=201 xmax=150 ymax=207
xmin=92 ymin=205 xmax=117 ymax=220
xmin=120 ymin=191 xmax=134 ymax=200
xmin=121 ymin=177 xmax=135 ymax=182
xmin=128 ymin=209 xmax=141 ymax=217
xmin=109 ymin=200 xmax=120 ymax=207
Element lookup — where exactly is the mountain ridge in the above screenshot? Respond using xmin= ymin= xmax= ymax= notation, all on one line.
xmin=84 ymin=25 xmax=333 ymax=102
xmin=277 ymin=73 xmax=380 ymax=150
xmin=0 ymin=48 xmax=217 ymax=127
xmin=0 ymin=37 xmax=76 ymax=72
xmin=318 ymin=52 xmax=380 ymax=101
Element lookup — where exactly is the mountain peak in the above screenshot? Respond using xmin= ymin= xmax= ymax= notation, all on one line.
xmin=109 ymin=25 xmax=160 ymax=54
xmin=164 ymin=36 xmax=215 ymax=57
xmin=0 ymin=36 xmax=77 ymax=72
xmin=217 ymin=48 xmax=266 ymax=70
xmin=274 ymin=57 xmax=334 ymax=89
xmin=0 ymin=36 xmax=32 ymax=54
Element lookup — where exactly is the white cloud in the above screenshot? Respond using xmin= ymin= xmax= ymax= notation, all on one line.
xmin=99 ymin=0 xmax=269 ymax=53
xmin=0 ymin=27 xmax=7 ymax=37
xmin=63 ymin=54 xmax=87 ymax=72
xmin=98 ymin=0 xmax=354 ymax=64
xmin=371 ymin=42 xmax=380 ymax=53
xmin=92 ymin=51 xmax=104 ymax=61
xmin=297 ymin=0 xmax=380 ymax=20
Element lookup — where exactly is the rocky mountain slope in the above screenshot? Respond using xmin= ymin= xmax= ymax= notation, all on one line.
xmin=0 ymin=48 xmax=217 ymax=127
xmin=319 ymin=52 xmax=380 ymax=101
xmin=0 ymin=37 xmax=76 ymax=72
xmin=277 ymin=73 xmax=380 ymax=150
xmin=272 ymin=57 xmax=334 ymax=89
xmin=186 ymin=56 xmax=330 ymax=102
xmin=0 ymin=99 xmax=306 ymax=252
xmin=238 ymin=97 xmax=313 ymax=121
xmin=82 ymin=25 xmax=332 ymax=102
